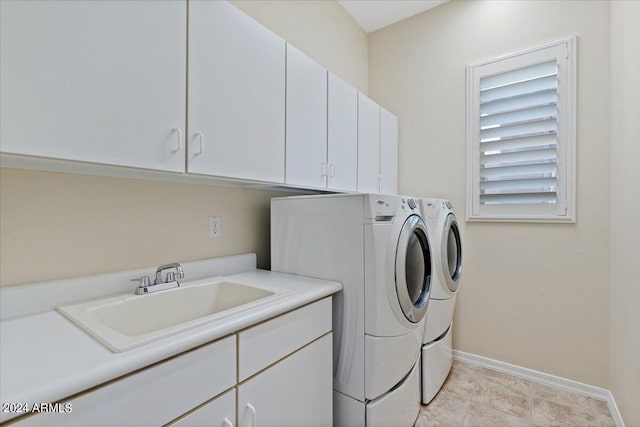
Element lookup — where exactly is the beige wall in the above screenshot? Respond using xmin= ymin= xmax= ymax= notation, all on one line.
xmin=369 ymin=0 xmax=611 ymax=386
xmin=0 ymin=169 xmax=276 ymax=285
xmin=609 ymin=0 xmax=640 ymax=421
xmin=232 ymin=0 xmax=368 ymax=93
xmin=0 ymin=1 xmax=368 ymax=287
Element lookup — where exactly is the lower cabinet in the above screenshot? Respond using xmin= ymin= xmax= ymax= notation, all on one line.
xmin=8 ymin=299 xmax=332 ymax=427
xmin=171 ymin=333 xmax=332 ymax=427
xmin=238 ymin=333 xmax=333 ymax=427
xmin=168 ymin=388 xmax=235 ymax=427
xmin=9 ymin=335 xmax=237 ymax=427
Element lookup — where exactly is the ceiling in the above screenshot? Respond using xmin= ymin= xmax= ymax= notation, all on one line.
xmin=337 ymin=0 xmax=449 ymax=33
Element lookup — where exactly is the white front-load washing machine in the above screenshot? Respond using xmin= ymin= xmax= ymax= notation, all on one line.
xmin=419 ymin=198 xmax=463 ymax=404
xmin=271 ymin=193 xmax=432 ymax=427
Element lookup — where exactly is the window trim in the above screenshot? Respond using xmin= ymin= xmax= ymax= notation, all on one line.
xmin=466 ymin=36 xmax=577 ymax=223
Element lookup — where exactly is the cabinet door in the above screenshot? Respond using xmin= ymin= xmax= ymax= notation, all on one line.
xmin=380 ymin=108 xmax=399 ymax=195
xmin=188 ymin=1 xmax=286 ymax=183
xmin=357 ymin=93 xmax=381 ymax=193
xmin=10 ymin=336 xmax=237 ymax=427
xmin=285 ymin=45 xmax=328 ymax=188
xmin=0 ymin=0 xmax=186 ymax=172
xmin=238 ymin=333 xmax=332 ymax=427
xmin=168 ymin=388 xmax=235 ymax=427
xmin=327 ymin=73 xmax=358 ymax=192
xmin=238 ymin=298 xmax=332 ymax=381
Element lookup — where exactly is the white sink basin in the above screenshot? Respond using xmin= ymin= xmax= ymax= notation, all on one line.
xmin=57 ymin=280 xmax=278 ymax=352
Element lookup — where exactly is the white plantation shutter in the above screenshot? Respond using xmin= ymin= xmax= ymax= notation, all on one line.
xmin=466 ymin=37 xmax=576 ymax=222
xmin=479 ymin=60 xmax=559 ymax=205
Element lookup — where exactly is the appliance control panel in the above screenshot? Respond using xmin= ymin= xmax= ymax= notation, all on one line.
xmin=400 ymin=196 xmax=418 ymax=212
xmin=365 ymin=194 xmax=396 ymax=219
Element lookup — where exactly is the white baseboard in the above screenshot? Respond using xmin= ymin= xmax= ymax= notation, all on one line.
xmin=452 ymin=350 xmax=625 ymax=427
xmin=606 ymin=390 xmax=626 ymax=427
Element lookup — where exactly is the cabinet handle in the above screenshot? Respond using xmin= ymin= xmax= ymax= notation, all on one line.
xmin=196 ymin=132 xmax=204 ymax=155
xmin=329 ymin=164 xmax=335 ymax=178
xmin=245 ymin=403 xmax=256 ymax=427
xmin=223 ymin=418 xmax=234 ymax=427
xmin=172 ymin=128 xmax=182 ymax=153
xmin=321 ymin=162 xmax=328 ymax=177
xmin=378 ymin=175 xmax=383 ymax=193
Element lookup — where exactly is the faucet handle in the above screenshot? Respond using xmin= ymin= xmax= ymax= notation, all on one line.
xmin=131 ymin=276 xmax=151 ymax=287
xmin=166 ymin=271 xmax=176 ymax=283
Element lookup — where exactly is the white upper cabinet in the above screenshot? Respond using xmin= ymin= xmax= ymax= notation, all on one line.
xmin=0 ymin=0 xmax=186 ymax=173
xmin=357 ymin=95 xmax=399 ymax=195
xmin=327 ymin=73 xmax=358 ymax=192
xmin=285 ymin=45 xmax=328 ymax=188
xmin=357 ymin=93 xmax=381 ymax=193
xmin=1 ymin=0 xmax=396 ymax=193
xmin=380 ymin=108 xmax=399 ymax=195
xmin=188 ymin=1 xmax=286 ymax=183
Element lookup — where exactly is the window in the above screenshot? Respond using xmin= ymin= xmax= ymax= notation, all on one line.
xmin=466 ymin=37 xmax=576 ymax=222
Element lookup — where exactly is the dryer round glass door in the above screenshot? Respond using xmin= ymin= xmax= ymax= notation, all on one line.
xmin=395 ymin=214 xmax=431 ymax=323
xmin=442 ymin=213 xmax=462 ymax=292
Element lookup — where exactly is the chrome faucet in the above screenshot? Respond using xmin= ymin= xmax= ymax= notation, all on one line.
xmin=154 ymin=262 xmax=185 ymax=285
xmin=132 ymin=262 xmax=184 ymax=295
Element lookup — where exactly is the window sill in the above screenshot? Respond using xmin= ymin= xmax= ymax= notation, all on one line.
xmin=466 ymin=214 xmax=576 ymax=224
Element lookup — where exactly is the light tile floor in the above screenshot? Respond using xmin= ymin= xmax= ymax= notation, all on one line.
xmin=415 ymin=360 xmax=616 ymax=427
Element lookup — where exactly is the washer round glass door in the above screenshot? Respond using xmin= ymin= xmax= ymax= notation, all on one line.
xmin=442 ymin=213 xmax=462 ymax=292
xmin=395 ymin=214 xmax=431 ymax=323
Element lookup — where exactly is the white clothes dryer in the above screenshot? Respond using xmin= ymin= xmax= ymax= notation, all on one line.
xmin=419 ymin=198 xmax=463 ymax=404
xmin=271 ymin=193 xmax=432 ymax=427
xmin=421 ymin=199 xmax=462 ymax=301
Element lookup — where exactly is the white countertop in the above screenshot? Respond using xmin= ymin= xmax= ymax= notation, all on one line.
xmin=0 ymin=269 xmax=341 ymax=422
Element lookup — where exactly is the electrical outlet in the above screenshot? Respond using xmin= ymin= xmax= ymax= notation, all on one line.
xmin=209 ymin=216 xmax=221 ymax=238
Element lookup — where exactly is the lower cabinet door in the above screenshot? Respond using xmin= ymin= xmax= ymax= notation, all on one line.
xmin=168 ymin=388 xmax=235 ymax=427
xmin=237 ymin=333 xmax=332 ymax=427
xmin=8 ymin=336 xmax=236 ymax=426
